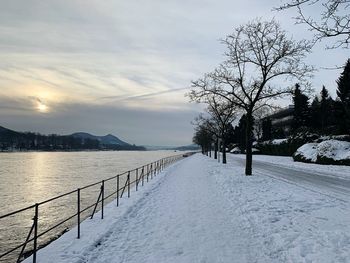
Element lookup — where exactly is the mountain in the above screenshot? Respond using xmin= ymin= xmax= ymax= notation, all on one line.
xmin=71 ymin=132 xmax=129 ymax=146
xmin=101 ymin=134 xmax=129 ymax=146
xmin=0 ymin=125 xmax=145 ymax=151
xmin=0 ymin=125 xmax=20 ymax=138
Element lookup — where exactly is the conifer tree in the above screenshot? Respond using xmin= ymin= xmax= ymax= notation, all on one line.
xmin=320 ymin=86 xmax=334 ymax=132
xmin=310 ymin=96 xmax=321 ymax=130
xmin=232 ymin=115 xmax=247 ymax=151
xmin=292 ymin=84 xmax=310 ymax=131
xmin=336 ymin=59 xmax=350 ymax=133
xmin=262 ymin=117 xmax=272 ymax=141
xmin=337 ymin=59 xmax=350 ymax=105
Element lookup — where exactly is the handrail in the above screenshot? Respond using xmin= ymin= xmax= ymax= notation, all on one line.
xmin=0 ymin=152 xmax=195 ymax=263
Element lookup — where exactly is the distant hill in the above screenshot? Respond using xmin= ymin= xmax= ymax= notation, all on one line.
xmin=0 ymin=125 xmax=21 ymax=139
xmin=143 ymin=144 xmax=200 ymax=151
xmin=0 ymin=125 xmax=145 ymax=151
xmin=173 ymin=144 xmax=200 ymax=151
xmin=71 ymin=132 xmax=129 ymax=146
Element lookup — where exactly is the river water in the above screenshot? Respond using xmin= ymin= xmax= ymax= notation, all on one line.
xmin=0 ymin=150 xmax=181 ymax=262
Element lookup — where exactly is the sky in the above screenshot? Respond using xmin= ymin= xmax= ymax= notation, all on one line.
xmin=0 ymin=0 xmax=348 ymax=146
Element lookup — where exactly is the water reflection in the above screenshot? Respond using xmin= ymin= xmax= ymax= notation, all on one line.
xmin=0 ymin=150 xmax=179 ymax=262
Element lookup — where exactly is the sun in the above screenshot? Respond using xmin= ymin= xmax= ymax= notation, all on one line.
xmin=37 ymin=103 xmax=48 ymax=113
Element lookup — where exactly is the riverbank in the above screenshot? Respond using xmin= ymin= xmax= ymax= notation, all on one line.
xmin=24 ymin=154 xmax=350 ymax=262
xmin=0 ymin=151 xmax=184 ymax=262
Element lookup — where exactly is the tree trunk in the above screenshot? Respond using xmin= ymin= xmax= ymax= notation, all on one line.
xmin=214 ymin=139 xmax=218 ymax=159
xmin=245 ymin=111 xmax=253 ymax=175
xmin=222 ymin=139 xmax=227 ymax=164
xmin=209 ymin=144 xmax=212 ymax=158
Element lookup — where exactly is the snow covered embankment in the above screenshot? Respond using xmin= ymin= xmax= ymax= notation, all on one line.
xmin=25 ymin=154 xmax=350 ymax=263
xmin=294 ymin=139 xmax=350 ymax=165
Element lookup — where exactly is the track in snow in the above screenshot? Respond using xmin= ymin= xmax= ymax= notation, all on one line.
xmin=80 ymin=155 xmax=255 ymax=263
xmin=230 ymin=155 xmax=350 ymax=201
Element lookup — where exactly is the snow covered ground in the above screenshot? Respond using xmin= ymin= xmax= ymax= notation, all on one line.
xmin=233 ymin=154 xmax=350 ymax=180
xmin=25 ymin=154 xmax=350 ymax=263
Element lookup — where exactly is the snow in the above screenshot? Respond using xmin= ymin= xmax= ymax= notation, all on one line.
xmin=295 ymin=140 xmax=350 ymax=164
xmin=230 ymin=146 xmax=241 ymax=153
xmin=260 ymin=139 xmax=288 ymax=145
xmin=271 ymin=138 xmax=288 ymax=145
xmin=234 ymin=154 xmax=350 ymax=180
xmin=317 ymin=140 xmax=350 ymax=160
xmin=295 ymin=142 xmax=318 ymax=162
xmin=24 ymin=154 xmax=350 ymax=263
xmin=252 ymin=147 xmax=260 ymax=153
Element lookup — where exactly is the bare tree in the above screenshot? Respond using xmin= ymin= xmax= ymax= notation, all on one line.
xmin=193 ymin=117 xmax=219 ymax=158
xmin=192 ymin=125 xmax=213 ymax=155
xmin=190 ymin=19 xmax=314 ymax=175
xmin=276 ymin=0 xmax=350 ymax=48
xmin=193 ymin=95 xmax=237 ymax=164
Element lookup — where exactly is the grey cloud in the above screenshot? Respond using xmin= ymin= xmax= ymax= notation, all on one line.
xmin=0 ymin=96 xmax=200 ymax=145
xmin=0 ymin=0 xmax=348 ymax=146
xmin=98 ymin=88 xmax=188 ymax=102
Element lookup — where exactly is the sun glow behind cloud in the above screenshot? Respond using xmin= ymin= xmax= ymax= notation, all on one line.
xmin=37 ymin=102 xmax=48 ymax=112
xmin=0 ymin=51 xmax=197 ymax=114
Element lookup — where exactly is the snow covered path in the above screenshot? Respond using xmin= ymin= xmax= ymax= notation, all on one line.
xmin=26 ymin=153 xmax=350 ymax=263
xmin=80 ymin=154 xmax=254 ymax=263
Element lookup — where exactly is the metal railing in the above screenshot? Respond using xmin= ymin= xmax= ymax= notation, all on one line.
xmin=0 ymin=152 xmax=193 ymax=263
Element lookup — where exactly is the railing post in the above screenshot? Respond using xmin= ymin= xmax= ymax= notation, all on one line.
xmin=101 ymin=180 xmax=104 ymax=219
xmin=150 ymin=163 xmax=153 ymax=180
xmin=142 ymin=166 xmax=145 ymax=186
xmin=127 ymin=171 xmax=130 ymax=198
xmin=136 ymin=168 xmax=138 ymax=191
xmin=117 ymin=175 xmax=119 ymax=207
xmin=147 ymin=164 xmax=149 ymax=182
xmin=77 ymin=188 xmax=80 ymax=239
xmin=33 ymin=204 xmax=38 ymax=263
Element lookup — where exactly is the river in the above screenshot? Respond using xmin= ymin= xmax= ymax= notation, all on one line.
xmin=0 ymin=150 xmax=181 ymax=262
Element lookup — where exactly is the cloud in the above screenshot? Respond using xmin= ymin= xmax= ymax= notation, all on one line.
xmin=0 ymin=0 xmax=348 ymax=145
xmin=0 ymin=96 xmax=200 ymax=145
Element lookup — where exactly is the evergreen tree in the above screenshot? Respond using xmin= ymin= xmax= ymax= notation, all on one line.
xmin=292 ymin=84 xmax=310 ymax=132
xmin=225 ymin=124 xmax=236 ymax=146
xmin=333 ymin=100 xmax=347 ymax=134
xmin=337 ymin=59 xmax=350 ymax=107
xmin=336 ymin=59 xmax=350 ymax=133
xmin=262 ymin=117 xmax=272 ymax=141
xmin=320 ymin=86 xmax=334 ymax=132
xmin=310 ymin=96 xmax=321 ymax=130
xmin=231 ymin=114 xmax=247 ymax=151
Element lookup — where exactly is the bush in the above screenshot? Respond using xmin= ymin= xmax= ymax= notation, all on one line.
xmin=293 ymin=140 xmax=350 ymax=166
xmin=257 ymin=132 xmax=318 ymax=156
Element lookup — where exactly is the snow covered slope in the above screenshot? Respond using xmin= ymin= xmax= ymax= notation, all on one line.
xmin=294 ymin=140 xmax=350 ymax=165
xmin=24 ymin=154 xmax=350 ymax=263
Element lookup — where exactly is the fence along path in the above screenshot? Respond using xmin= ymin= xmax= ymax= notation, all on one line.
xmin=0 ymin=153 xmax=191 ymax=263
